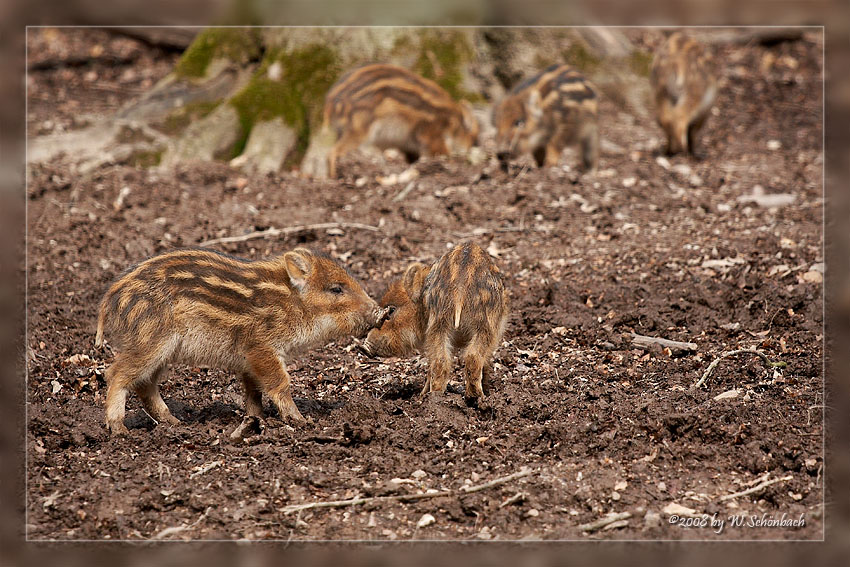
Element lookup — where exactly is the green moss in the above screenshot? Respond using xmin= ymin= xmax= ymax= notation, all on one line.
xmin=128 ymin=148 xmax=163 ymax=168
xmin=562 ymin=42 xmax=601 ymax=74
xmin=628 ymin=49 xmax=654 ymax=78
xmin=174 ymin=28 xmax=260 ymax=79
xmin=115 ymin=124 xmax=154 ymax=145
xmin=228 ymin=44 xmax=341 ymax=161
xmin=153 ymin=100 xmax=220 ymax=136
xmin=413 ymin=30 xmax=482 ymax=102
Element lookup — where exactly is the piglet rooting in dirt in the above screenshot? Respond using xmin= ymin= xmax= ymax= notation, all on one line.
xmin=359 ymin=242 xmax=509 ymax=407
xmin=95 ymin=247 xmax=384 ymax=438
xmin=493 ymin=64 xmax=599 ymax=173
xmin=321 ymin=63 xmax=480 ymax=178
xmin=650 ymin=32 xmax=718 ymax=155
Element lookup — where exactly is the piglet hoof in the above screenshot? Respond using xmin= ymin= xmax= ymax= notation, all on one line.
xmin=421 ymin=389 xmax=447 ymax=406
xmin=285 ymin=411 xmax=312 ymax=427
xmin=468 ymin=397 xmax=493 ymax=414
xmin=161 ymin=415 xmax=182 ymax=427
xmin=230 ymin=416 xmax=263 ymax=441
xmin=108 ymin=422 xmax=130 ymax=437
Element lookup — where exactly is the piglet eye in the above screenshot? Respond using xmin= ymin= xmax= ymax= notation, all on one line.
xmin=386 ymin=306 xmax=397 ymax=316
xmin=329 ymin=285 xmax=344 ymax=295
xmin=514 ymin=119 xmax=525 ymax=126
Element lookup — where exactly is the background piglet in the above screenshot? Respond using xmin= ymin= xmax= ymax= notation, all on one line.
xmin=650 ymin=32 xmax=718 ymax=155
xmin=493 ymin=63 xmax=599 ymax=173
xmin=321 ymin=63 xmax=479 ymax=178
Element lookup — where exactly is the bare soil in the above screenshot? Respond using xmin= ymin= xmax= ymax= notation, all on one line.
xmin=25 ymin=28 xmax=824 ymax=540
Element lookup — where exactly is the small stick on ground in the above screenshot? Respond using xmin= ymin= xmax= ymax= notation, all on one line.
xmin=392 ymin=181 xmax=417 ymax=202
xmin=578 ymin=511 xmax=632 ymax=532
xmin=718 ymin=475 xmax=793 ymax=502
xmin=189 ymin=460 xmax=222 ymax=479
xmin=691 ymin=348 xmax=787 ymax=391
xmin=631 ymin=333 xmax=697 ymax=352
xmin=499 ymin=491 xmax=526 ymax=508
xmin=152 ymin=506 xmax=211 ymax=540
xmin=199 ymin=222 xmax=380 ymax=247
xmin=280 ymin=467 xmax=536 ymax=515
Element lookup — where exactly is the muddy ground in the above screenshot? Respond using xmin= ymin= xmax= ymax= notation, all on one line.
xmin=25 ymin=28 xmax=823 ymax=540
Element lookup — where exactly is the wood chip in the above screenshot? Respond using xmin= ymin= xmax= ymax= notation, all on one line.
xmin=713 ymin=389 xmax=741 ymax=401
xmin=578 ymin=511 xmax=632 ymax=532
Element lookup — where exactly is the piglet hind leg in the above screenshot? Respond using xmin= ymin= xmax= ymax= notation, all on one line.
xmin=133 ymin=366 xmax=180 ymax=427
xmin=481 ymin=361 xmax=494 ymax=396
xmin=230 ymin=373 xmax=265 ymax=440
xmin=421 ymin=334 xmax=453 ymax=398
xmin=462 ymin=335 xmax=497 ymax=408
xmin=104 ymin=358 xmax=131 ymax=435
xmin=246 ymin=347 xmax=307 ymax=426
xmin=462 ymin=353 xmax=485 ymax=407
xmin=105 ymin=351 xmax=166 ymax=435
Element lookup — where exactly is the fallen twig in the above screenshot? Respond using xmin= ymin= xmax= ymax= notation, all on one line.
xmin=514 ymin=164 xmax=529 ymax=181
xmin=280 ymin=467 xmax=536 ymax=515
xmin=578 ymin=511 xmax=632 ymax=532
xmin=189 ymin=460 xmax=222 ymax=479
xmin=691 ymin=349 xmax=787 ymax=391
xmin=631 ymin=333 xmax=697 ymax=352
xmin=153 ymin=506 xmax=211 ymax=540
xmin=499 ymin=491 xmax=526 ymax=508
xmin=718 ymin=475 xmax=793 ymax=502
xmin=392 ymin=181 xmax=417 ymax=202
xmin=200 ymin=222 xmax=380 ymax=247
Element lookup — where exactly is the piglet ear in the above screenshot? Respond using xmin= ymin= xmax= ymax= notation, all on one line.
xmin=284 ymin=249 xmax=313 ymax=291
xmin=402 ymin=262 xmax=429 ymax=303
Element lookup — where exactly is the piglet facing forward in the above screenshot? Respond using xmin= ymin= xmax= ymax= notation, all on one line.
xmin=360 ymin=242 xmax=509 ymax=407
xmin=493 ymin=64 xmax=599 ymax=172
xmin=650 ymin=32 xmax=717 ymax=155
xmin=95 ymin=247 xmax=385 ymax=437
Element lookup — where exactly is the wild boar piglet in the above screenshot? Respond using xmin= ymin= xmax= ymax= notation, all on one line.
xmin=493 ymin=63 xmax=599 ymax=173
xmin=96 ymin=247 xmax=386 ymax=437
xmin=361 ymin=242 xmax=509 ymax=407
xmin=322 ymin=63 xmax=479 ymax=177
xmin=650 ymin=32 xmax=718 ymax=155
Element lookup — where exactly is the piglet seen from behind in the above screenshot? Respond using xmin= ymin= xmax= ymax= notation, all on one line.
xmin=360 ymin=242 xmax=509 ymax=407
